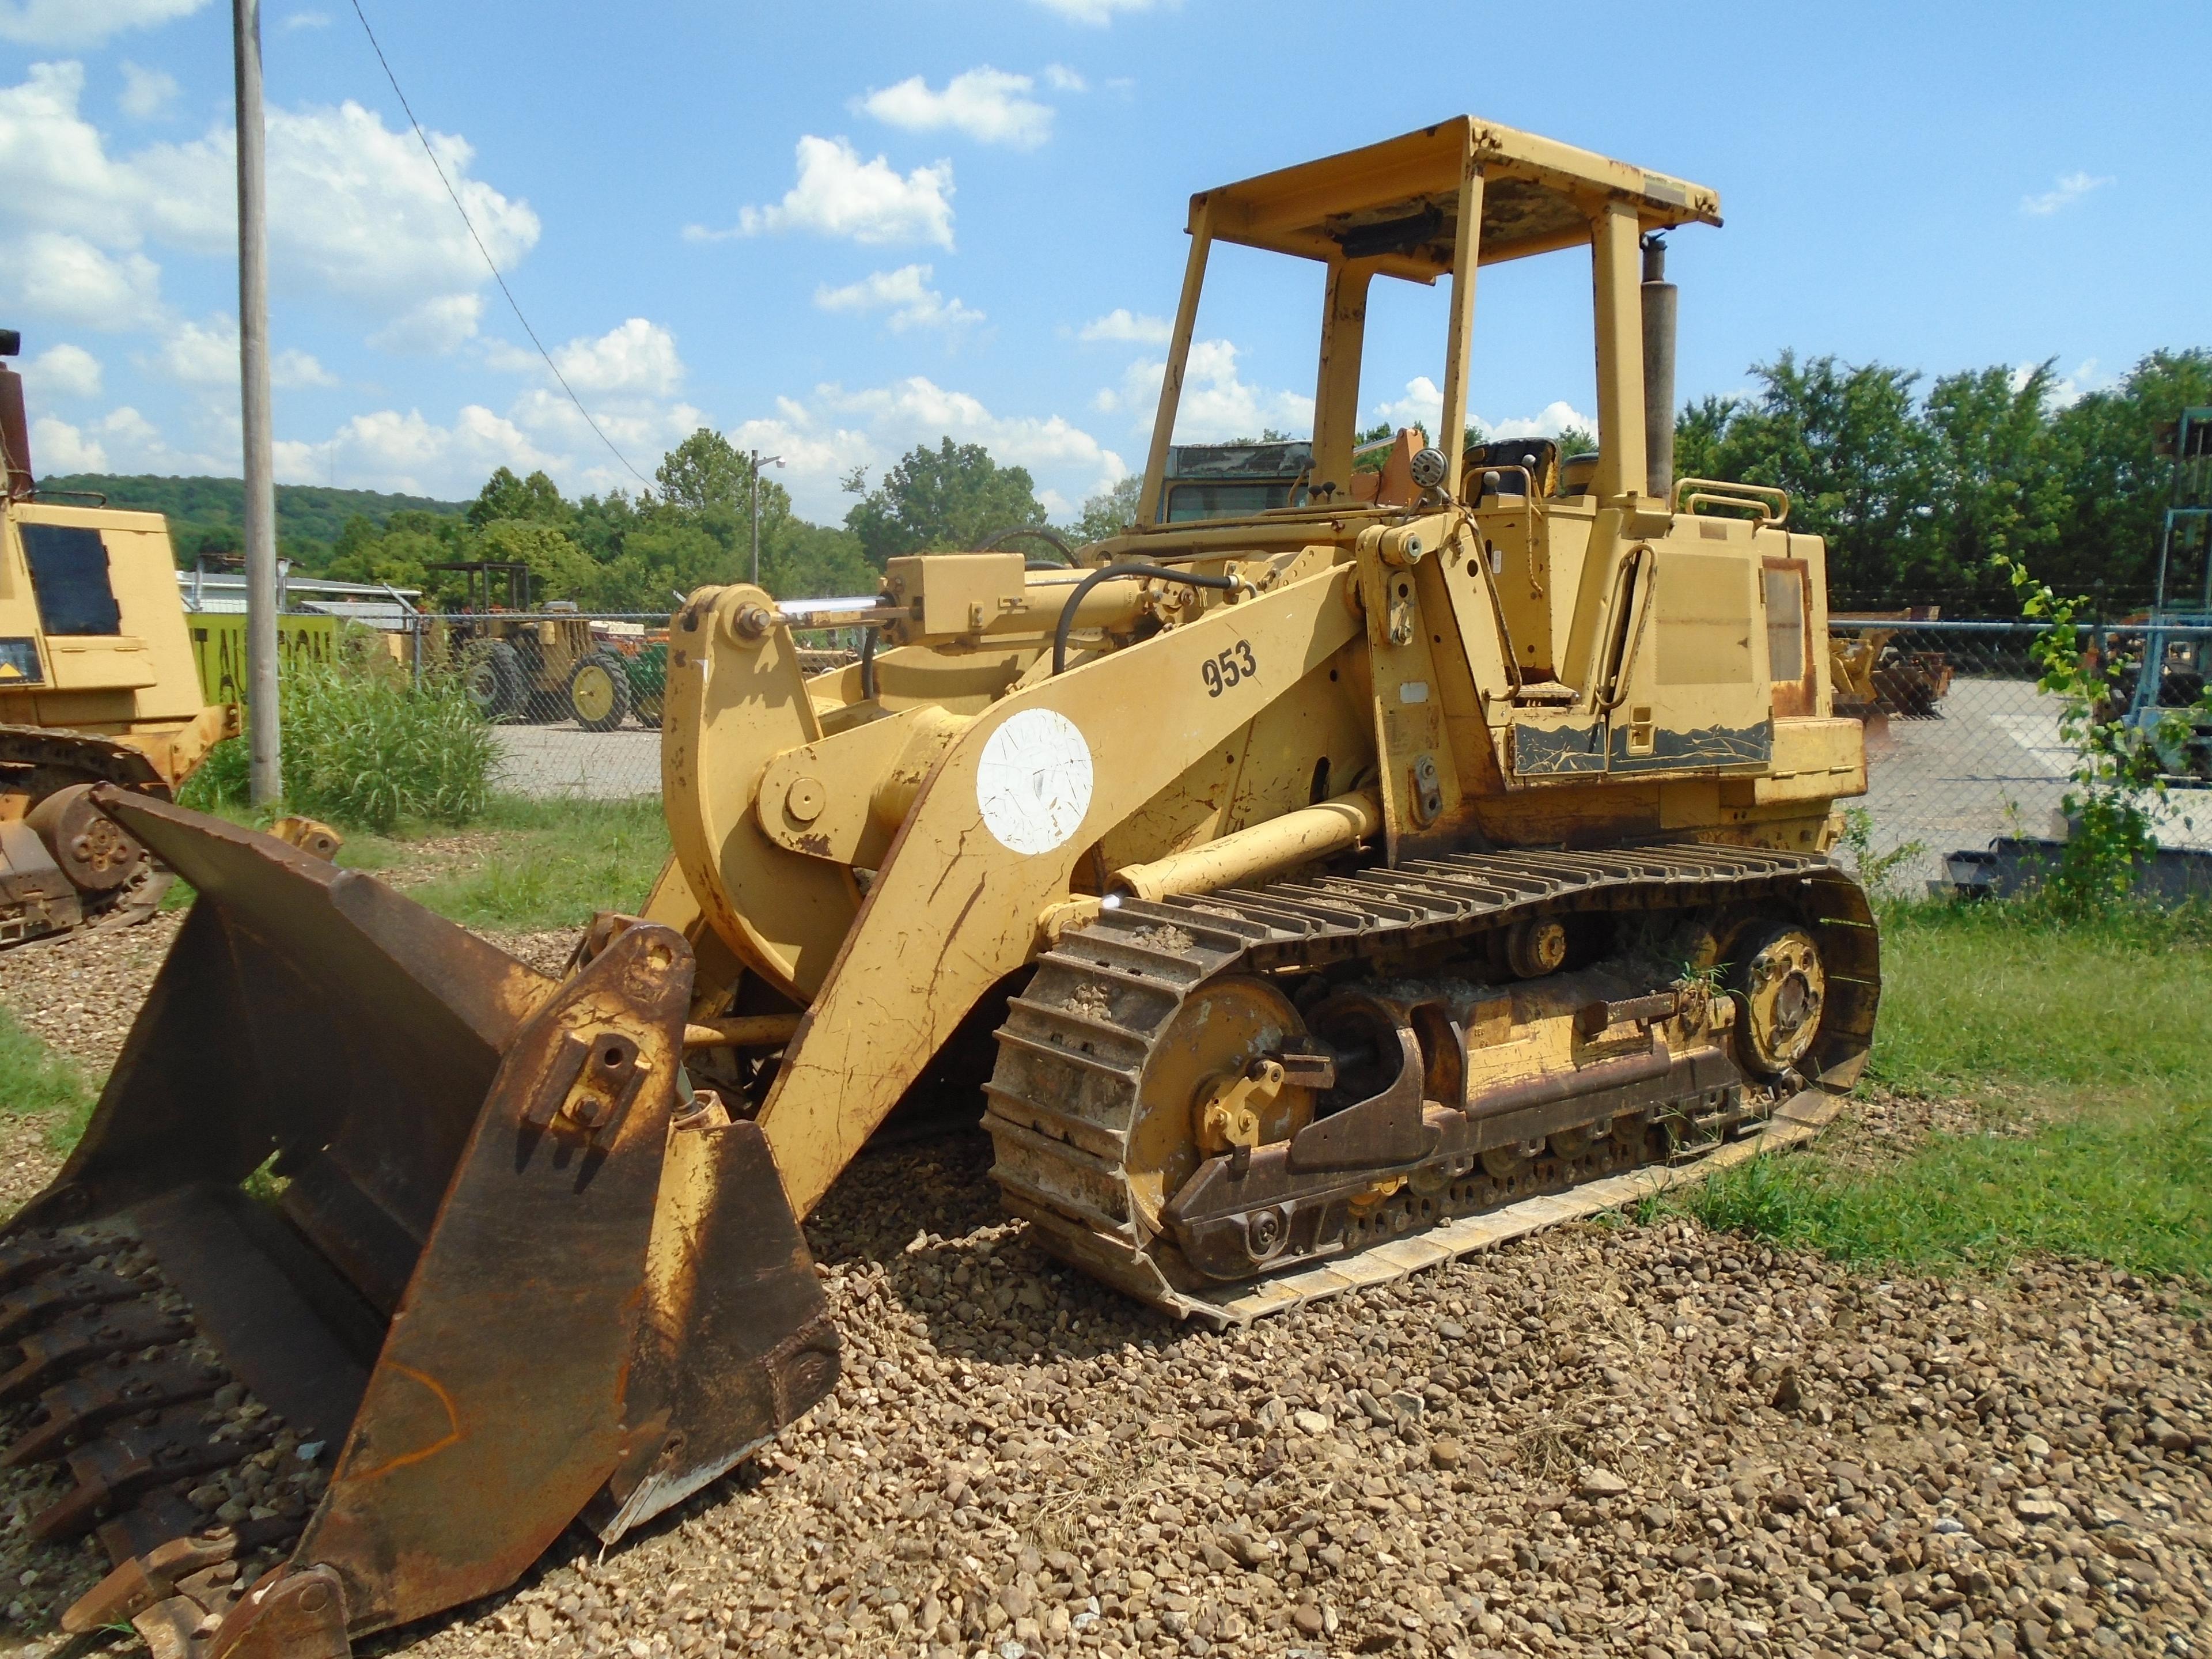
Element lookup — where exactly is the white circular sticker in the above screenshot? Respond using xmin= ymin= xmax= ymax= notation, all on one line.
xmin=975 ymin=708 xmax=1094 ymax=856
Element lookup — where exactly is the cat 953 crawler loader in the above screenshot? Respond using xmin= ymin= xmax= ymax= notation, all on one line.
xmin=1 ymin=118 xmax=1877 ymax=1656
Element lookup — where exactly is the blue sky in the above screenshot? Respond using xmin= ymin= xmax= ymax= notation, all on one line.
xmin=2 ymin=0 xmax=2205 ymax=522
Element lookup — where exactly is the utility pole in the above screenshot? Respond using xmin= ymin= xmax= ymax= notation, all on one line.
xmin=748 ymin=448 xmax=782 ymax=588
xmin=234 ymin=0 xmax=281 ymax=805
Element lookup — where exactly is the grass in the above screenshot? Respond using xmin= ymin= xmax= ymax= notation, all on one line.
xmin=155 ymin=793 xmax=668 ymax=932
xmin=403 ymin=796 xmax=669 ymax=931
xmin=1688 ymin=899 xmax=2212 ymax=1278
xmin=0 ymin=1003 xmax=96 ymax=1148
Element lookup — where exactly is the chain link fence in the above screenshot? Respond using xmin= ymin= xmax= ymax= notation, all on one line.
xmin=391 ymin=611 xmax=2212 ymax=891
xmin=1833 ymin=618 xmax=2211 ymax=895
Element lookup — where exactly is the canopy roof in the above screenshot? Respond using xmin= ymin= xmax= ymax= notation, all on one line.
xmin=1195 ymin=116 xmax=1721 ymax=282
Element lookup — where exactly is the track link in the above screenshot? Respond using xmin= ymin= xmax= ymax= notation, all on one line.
xmin=984 ymin=842 xmax=1877 ymax=1327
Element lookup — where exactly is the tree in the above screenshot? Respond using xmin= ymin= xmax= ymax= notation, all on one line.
xmin=467 ymin=467 xmax=568 ymax=529
xmin=1072 ymin=475 xmax=1142 ymax=546
xmin=845 ymin=438 xmax=1047 ymax=567
xmin=1675 ymin=352 xmax=1937 ymax=605
xmin=655 ymin=428 xmax=790 ymax=520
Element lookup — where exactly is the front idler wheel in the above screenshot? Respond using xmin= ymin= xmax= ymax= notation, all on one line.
xmin=1729 ymin=922 xmax=1827 ymax=1078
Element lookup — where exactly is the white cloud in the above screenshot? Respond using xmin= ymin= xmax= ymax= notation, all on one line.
xmin=0 ymin=232 xmax=161 ymax=328
xmin=370 ymin=294 xmax=484 ymax=355
xmin=1078 ymin=307 xmax=1169 ymax=344
xmin=275 ymin=405 xmax=558 ymax=498
xmin=1365 ymin=378 xmax=1593 ymax=445
xmin=729 ymin=376 xmax=1124 ymax=522
xmin=1041 ymin=63 xmax=1086 ymax=92
xmin=1025 ymin=0 xmax=1164 ymax=23
xmin=815 ymin=264 xmax=983 ymax=334
xmin=32 ymin=403 xmax=223 ymax=475
xmin=2020 ymin=170 xmax=2112 ymax=217
xmin=150 ymin=315 xmax=334 ymax=389
xmin=0 ymin=0 xmax=204 ymax=47
xmin=499 ymin=317 xmax=687 ymax=397
xmin=281 ymin=9 xmax=329 ymax=27
xmin=1482 ymin=400 xmax=1594 ymax=442
xmin=699 ymin=135 xmax=954 ymax=249
xmin=0 ymin=63 xmax=537 ymax=347
xmin=118 ymin=62 xmax=176 ymax=119
xmin=28 ymin=342 xmax=100 ymax=397
xmin=857 ymin=67 xmax=1053 ymax=150
xmin=1100 ymin=338 xmax=1312 ymax=442
xmin=1370 ymin=376 xmax=1441 ymax=435
xmin=30 ymin=414 xmax=103 ymax=471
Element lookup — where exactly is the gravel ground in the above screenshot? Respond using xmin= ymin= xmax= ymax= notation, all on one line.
xmin=1 ymin=905 xmax=2207 ymax=1659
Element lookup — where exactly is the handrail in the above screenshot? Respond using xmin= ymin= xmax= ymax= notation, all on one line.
xmin=1670 ymin=476 xmax=1790 ymax=525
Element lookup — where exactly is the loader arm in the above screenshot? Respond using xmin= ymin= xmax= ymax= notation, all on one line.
xmin=732 ymin=564 xmax=1361 ymax=1217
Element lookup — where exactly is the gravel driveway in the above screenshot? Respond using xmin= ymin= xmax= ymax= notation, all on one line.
xmin=1 ymin=915 xmax=2207 ymax=1659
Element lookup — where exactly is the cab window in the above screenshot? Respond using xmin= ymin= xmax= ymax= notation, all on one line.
xmin=20 ymin=524 xmax=122 ymax=636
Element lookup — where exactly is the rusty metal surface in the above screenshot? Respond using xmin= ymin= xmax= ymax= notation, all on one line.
xmin=291 ymin=922 xmax=691 ymax=1631
xmin=590 ymin=1113 xmax=838 ymax=1544
xmin=0 ymin=798 xmax=839 ymax=1653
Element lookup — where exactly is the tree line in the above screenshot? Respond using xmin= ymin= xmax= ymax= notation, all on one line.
xmin=55 ymin=343 xmax=2207 ymax=616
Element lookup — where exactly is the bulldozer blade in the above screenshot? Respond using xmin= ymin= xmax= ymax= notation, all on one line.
xmin=2 ymin=790 xmax=839 ymax=1650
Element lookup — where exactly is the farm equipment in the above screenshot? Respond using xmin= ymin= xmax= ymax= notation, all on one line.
xmin=431 ymin=560 xmax=635 ymax=730
xmin=2 ymin=119 xmax=1878 ymax=1655
xmin=0 ymin=331 xmax=236 ymax=948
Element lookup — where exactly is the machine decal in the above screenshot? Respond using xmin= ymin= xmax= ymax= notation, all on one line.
xmin=976 ymin=707 xmax=1094 ymax=854
xmin=1510 ymin=719 xmax=1773 ymax=778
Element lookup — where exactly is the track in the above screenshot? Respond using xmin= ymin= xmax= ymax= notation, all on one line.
xmin=0 ymin=725 xmax=174 ymax=946
xmin=984 ymin=842 xmax=1877 ymax=1328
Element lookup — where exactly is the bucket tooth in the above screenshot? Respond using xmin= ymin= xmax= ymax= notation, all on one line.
xmin=0 ymin=1265 xmax=150 ymax=1340
xmin=5 ymin=1350 xmax=228 ymax=1468
xmin=33 ymin=1402 xmax=272 ymax=1541
xmin=0 ymin=1232 xmax=96 ymax=1290
xmin=0 ymin=1300 xmax=191 ymax=1401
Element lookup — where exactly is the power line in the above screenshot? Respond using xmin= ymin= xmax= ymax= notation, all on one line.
xmin=344 ymin=0 xmax=653 ymax=489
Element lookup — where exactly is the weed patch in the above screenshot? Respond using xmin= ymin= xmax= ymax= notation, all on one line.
xmin=0 ymin=1005 xmax=95 ymax=1148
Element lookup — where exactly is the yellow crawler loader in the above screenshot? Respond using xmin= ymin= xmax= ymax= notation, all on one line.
xmin=0 ymin=332 xmax=237 ymax=946
xmin=0 ymin=119 xmax=1876 ymax=1656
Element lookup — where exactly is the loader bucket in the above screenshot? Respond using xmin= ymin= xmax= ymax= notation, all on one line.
xmin=1 ymin=790 xmax=839 ymax=1653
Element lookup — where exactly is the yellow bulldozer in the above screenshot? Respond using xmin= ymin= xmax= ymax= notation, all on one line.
xmin=0 ymin=332 xmax=237 ymax=948
xmin=1 ymin=118 xmax=1877 ymax=1656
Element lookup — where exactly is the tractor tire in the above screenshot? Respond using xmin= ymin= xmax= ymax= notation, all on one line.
xmin=567 ymin=652 xmax=634 ymax=733
xmin=462 ymin=640 xmax=525 ymax=722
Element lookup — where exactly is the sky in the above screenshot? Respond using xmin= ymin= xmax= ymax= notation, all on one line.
xmin=1 ymin=0 xmax=2206 ymax=524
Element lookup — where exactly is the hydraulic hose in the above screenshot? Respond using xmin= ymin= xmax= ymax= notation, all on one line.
xmin=1051 ymin=561 xmax=1247 ymax=676
xmin=858 ymin=624 xmax=878 ymax=700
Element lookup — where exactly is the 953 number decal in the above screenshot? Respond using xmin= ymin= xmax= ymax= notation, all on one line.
xmin=1200 ymin=639 xmax=1259 ymax=697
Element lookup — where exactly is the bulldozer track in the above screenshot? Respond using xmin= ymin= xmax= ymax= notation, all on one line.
xmin=0 ymin=725 xmax=174 ymax=945
xmin=984 ymin=843 xmax=1877 ymax=1330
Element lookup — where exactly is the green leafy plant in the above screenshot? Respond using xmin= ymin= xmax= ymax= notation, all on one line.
xmin=177 ymin=662 xmax=499 ymax=832
xmin=1992 ymin=554 xmax=2212 ymax=911
xmin=1838 ymin=805 xmax=1927 ymax=900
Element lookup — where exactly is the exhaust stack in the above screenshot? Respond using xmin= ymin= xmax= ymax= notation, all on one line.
xmin=1640 ymin=239 xmax=1676 ymax=501
xmin=0 ymin=329 xmax=31 ymax=502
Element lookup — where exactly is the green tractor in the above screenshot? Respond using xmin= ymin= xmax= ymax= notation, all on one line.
xmin=430 ymin=562 xmax=634 ymax=732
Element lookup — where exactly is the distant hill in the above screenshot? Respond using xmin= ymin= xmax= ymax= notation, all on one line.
xmin=37 ymin=474 xmax=465 ymax=559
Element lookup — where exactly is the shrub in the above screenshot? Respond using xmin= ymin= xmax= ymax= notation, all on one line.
xmin=178 ymin=663 xmax=500 ymax=832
